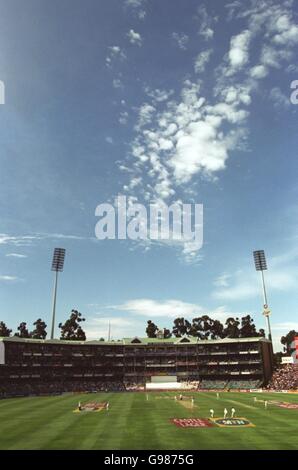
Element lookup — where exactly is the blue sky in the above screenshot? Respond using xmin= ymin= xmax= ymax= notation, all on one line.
xmin=0 ymin=0 xmax=297 ymax=351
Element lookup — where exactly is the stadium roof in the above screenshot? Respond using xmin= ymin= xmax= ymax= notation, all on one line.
xmin=0 ymin=335 xmax=271 ymax=346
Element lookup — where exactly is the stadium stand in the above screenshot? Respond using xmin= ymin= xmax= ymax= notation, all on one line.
xmin=0 ymin=335 xmax=273 ymax=397
xmin=200 ymin=380 xmax=228 ymax=389
xmin=267 ymin=364 xmax=298 ymax=391
xmin=227 ymin=379 xmax=262 ymax=389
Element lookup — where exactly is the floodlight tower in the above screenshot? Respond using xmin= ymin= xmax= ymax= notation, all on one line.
xmin=253 ymin=250 xmax=272 ymax=343
xmin=50 ymin=248 xmax=66 ymax=340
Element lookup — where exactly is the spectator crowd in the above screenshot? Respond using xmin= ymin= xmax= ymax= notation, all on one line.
xmin=267 ymin=364 xmax=298 ymax=391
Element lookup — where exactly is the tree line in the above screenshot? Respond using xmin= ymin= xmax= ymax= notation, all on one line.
xmin=146 ymin=315 xmax=265 ymax=339
xmin=0 ymin=310 xmax=297 ymax=355
xmin=146 ymin=316 xmax=297 ymax=355
xmin=0 ymin=309 xmax=86 ymax=341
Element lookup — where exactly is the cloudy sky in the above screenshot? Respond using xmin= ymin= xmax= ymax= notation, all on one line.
xmin=0 ymin=0 xmax=297 ymax=351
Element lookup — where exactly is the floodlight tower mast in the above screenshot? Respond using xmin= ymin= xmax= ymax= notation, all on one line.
xmin=50 ymin=248 xmax=66 ymax=340
xmin=253 ymin=250 xmax=272 ymax=343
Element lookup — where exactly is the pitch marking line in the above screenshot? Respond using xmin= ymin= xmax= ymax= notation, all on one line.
xmin=225 ymin=399 xmax=257 ymax=410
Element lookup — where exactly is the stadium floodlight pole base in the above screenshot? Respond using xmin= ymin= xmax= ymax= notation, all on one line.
xmin=50 ymin=270 xmax=58 ymax=340
xmin=264 ymin=311 xmax=272 ymax=344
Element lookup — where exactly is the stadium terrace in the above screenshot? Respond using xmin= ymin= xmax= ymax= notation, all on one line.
xmin=0 ymin=335 xmax=273 ymax=397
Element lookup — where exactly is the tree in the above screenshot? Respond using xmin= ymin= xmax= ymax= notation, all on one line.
xmin=190 ymin=317 xmax=206 ymax=339
xmin=172 ymin=318 xmax=191 ymax=337
xmin=258 ymin=328 xmax=266 ymax=338
xmin=58 ymin=309 xmax=86 ymax=341
xmin=163 ymin=328 xmax=172 ymax=339
xmin=15 ymin=322 xmax=31 ymax=338
xmin=190 ymin=316 xmax=224 ymax=339
xmin=145 ymin=314 xmax=264 ymax=341
xmin=274 ymin=351 xmax=283 ymax=366
xmin=99 ymin=337 xmax=105 ymax=342
xmin=190 ymin=316 xmax=210 ymax=339
xmin=0 ymin=321 xmax=12 ymax=337
xmin=31 ymin=318 xmax=47 ymax=339
xmin=146 ymin=320 xmax=158 ymax=338
xmin=76 ymin=326 xmax=86 ymax=341
xmin=240 ymin=315 xmax=258 ymax=338
xmin=211 ymin=319 xmax=225 ymax=339
xmin=223 ymin=317 xmax=240 ymax=338
xmin=281 ymin=330 xmax=298 ymax=354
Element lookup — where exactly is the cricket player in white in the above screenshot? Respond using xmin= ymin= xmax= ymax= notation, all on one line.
xmin=210 ymin=409 xmax=214 ymax=418
xmin=106 ymin=402 xmax=109 ymax=411
xmin=191 ymin=398 xmax=194 ymax=408
xmin=224 ymin=408 xmax=228 ymax=419
xmin=264 ymin=400 xmax=268 ymax=409
xmin=231 ymin=407 xmax=235 ymax=418
xmin=216 ymin=393 xmax=219 ymax=399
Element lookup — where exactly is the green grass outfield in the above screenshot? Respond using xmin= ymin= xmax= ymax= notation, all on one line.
xmin=0 ymin=391 xmax=297 ymax=450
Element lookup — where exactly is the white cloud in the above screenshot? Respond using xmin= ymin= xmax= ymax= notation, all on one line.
xmin=106 ymin=46 xmax=126 ymax=67
xmin=113 ymin=78 xmax=123 ymax=89
xmin=84 ymin=307 xmax=240 ymax=340
xmin=5 ymin=253 xmax=27 ymax=258
xmin=272 ymin=23 xmax=298 ymax=46
xmin=84 ymin=316 xmax=141 ymax=341
xmin=119 ymin=111 xmax=129 ymax=125
xmin=214 ymin=268 xmax=297 ymax=301
xmin=145 ymin=87 xmax=174 ymax=103
xmin=108 ymin=299 xmax=250 ymax=327
xmin=138 ymin=10 xmax=146 ymax=20
xmin=197 ymin=5 xmax=215 ymax=40
xmin=214 ymin=273 xmax=231 ymax=288
xmin=213 ymin=281 xmax=257 ymax=301
xmin=269 ymin=87 xmax=290 ymax=109
xmin=135 ymin=103 xmax=156 ymax=129
xmin=105 ymin=136 xmax=114 ymax=144
xmin=117 ymin=0 xmax=298 ymax=263
xmin=286 ymin=64 xmax=298 ymax=73
xmin=125 ymin=0 xmax=146 ymax=20
xmin=260 ymin=45 xmax=292 ymax=69
xmin=171 ymin=121 xmax=227 ymax=182
xmin=194 ymin=49 xmax=212 ymax=74
xmin=213 ymin=243 xmax=298 ymax=302
xmin=172 ymin=32 xmax=189 ymax=50
xmin=225 ymin=1 xmax=242 ymax=21
xmin=0 ymin=234 xmax=40 ymax=246
xmin=272 ymin=322 xmax=298 ymax=331
xmin=114 ymin=298 xmax=203 ymax=318
xmin=0 ymin=275 xmax=19 ymax=282
xmin=228 ymin=30 xmax=252 ymax=73
xmin=226 ymin=1 xmax=298 ymax=74
xmin=0 ymin=232 xmax=89 ymax=249
xmin=127 ymin=29 xmax=142 ymax=46
xmin=133 ymin=79 xmax=248 ymax=191
xmin=121 ymin=75 xmax=249 ymax=263
xmin=250 ymin=64 xmax=268 ymax=79
xmin=125 ymin=0 xmax=145 ymax=8
xmin=218 ymin=86 xmax=251 ymax=106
